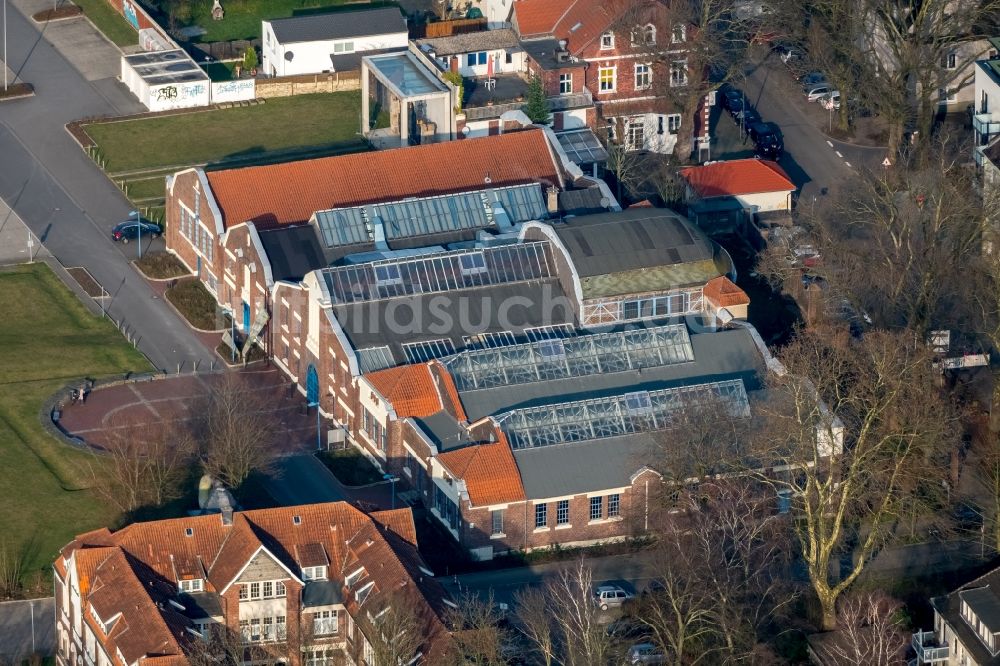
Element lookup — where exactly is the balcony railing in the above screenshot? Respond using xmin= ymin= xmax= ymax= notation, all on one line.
xmin=912 ymin=630 xmax=950 ymax=663
xmin=464 ymin=89 xmax=594 ymax=121
xmin=973 ymin=112 xmax=1000 ymax=138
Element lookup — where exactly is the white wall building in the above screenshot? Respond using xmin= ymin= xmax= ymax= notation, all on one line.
xmin=262 ymin=7 xmax=409 ymax=77
xmin=974 ymin=43 xmax=1000 ymax=167
xmin=120 ymin=49 xmax=210 ymax=112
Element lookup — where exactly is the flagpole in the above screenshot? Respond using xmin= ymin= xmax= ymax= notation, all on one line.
xmin=3 ymin=0 xmax=8 ymax=92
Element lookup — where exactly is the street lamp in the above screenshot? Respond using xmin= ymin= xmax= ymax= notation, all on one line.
xmin=308 ymin=401 xmax=322 ymax=451
xmin=383 ymin=473 xmax=397 ymax=509
xmin=129 ymin=209 xmax=143 ymax=259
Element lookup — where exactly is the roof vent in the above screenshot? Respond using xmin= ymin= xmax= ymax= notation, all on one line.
xmin=556 ymin=49 xmax=570 ymax=63
xmin=185 ymin=528 xmax=194 ymax=537
xmin=293 ymin=515 xmax=302 ymax=525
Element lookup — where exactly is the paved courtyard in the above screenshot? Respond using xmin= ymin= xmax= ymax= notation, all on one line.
xmin=58 ymin=366 xmax=319 ymax=455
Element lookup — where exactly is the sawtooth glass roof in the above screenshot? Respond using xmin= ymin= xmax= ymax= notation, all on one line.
xmin=496 ymin=379 xmax=751 ymax=449
xmin=445 ymin=324 xmax=695 ymax=391
xmin=312 ymin=184 xmax=547 ymax=250
xmin=321 ymin=241 xmax=555 ymax=304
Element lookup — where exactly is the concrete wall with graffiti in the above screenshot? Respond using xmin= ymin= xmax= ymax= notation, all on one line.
xmin=211 ymin=79 xmax=256 ymax=104
xmin=148 ymin=81 xmax=210 ymax=111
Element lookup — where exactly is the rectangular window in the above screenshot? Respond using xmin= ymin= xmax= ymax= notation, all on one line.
xmin=314 ymin=610 xmax=338 ymax=636
xmin=627 ymin=119 xmax=644 ymax=150
xmin=559 ymin=73 xmax=572 ymax=95
xmin=670 ymin=60 xmax=688 ymax=87
xmin=939 ymin=87 xmax=957 ymax=103
xmin=635 ymin=63 xmax=651 ymax=90
xmin=239 ymin=585 xmax=248 ymax=601
xmin=333 ymin=41 xmax=354 ymax=54
xmin=557 ymin=499 xmax=570 ymax=525
xmin=276 ymin=581 xmax=286 ymax=596
xmin=179 ymin=578 xmax=203 ymax=593
xmin=263 ymin=581 xmax=273 ymax=598
xmin=672 ymin=24 xmax=686 ymax=43
xmin=535 ymin=503 xmax=547 ymax=528
xmin=491 ymin=509 xmax=504 ymax=535
xmin=608 ymin=493 xmax=620 ymax=517
xmin=249 ymin=618 xmax=261 ymax=641
xmin=303 ymin=566 xmax=328 ymax=581
xmin=249 ymin=582 xmax=260 ymax=599
xmin=598 ymin=66 xmax=616 ymax=92
xmin=590 ymin=496 xmax=603 ymax=520
xmin=600 ymin=33 xmax=614 ymax=49
xmin=667 ymin=114 xmax=682 ymax=133
xmin=467 ymin=52 xmax=488 ymax=66
xmin=262 ymin=617 xmax=273 ymax=640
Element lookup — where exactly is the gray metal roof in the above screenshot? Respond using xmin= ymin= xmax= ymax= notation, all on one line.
xmin=268 ymin=7 xmax=406 ymax=44
xmin=514 ymin=433 xmax=657 ymax=498
xmin=258 ymin=225 xmax=328 ymax=282
xmin=415 ymin=412 xmax=472 ymax=451
xmin=302 ymin=580 xmax=344 ymax=608
xmin=521 ymin=38 xmax=588 ymax=71
xmin=179 ymin=592 xmax=223 ymax=619
xmin=456 ymin=328 xmax=764 ymax=421
xmin=933 ymin=570 xmax=1000 ymax=666
xmin=553 ymin=208 xmax=716 ymax=278
xmin=558 ymin=188 xmax=611 ymax=215
xmin=333 ymin=278 xmax=576 ymax=367
xmin=416 ymin=28 xmax=521 ymax=56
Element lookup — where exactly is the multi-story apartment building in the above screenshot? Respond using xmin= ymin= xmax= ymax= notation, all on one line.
xmin=54 ymin=503 xmax=452 ymax=665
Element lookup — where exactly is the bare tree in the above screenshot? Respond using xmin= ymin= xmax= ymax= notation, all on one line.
xmin=749 ymin=329 xmax=956 ymax=630
xmin=446 ymin=591 xmax=511 ymax=666
xmin=363 ymin=586 xmax=434 ymax=666
xmin=515 ymin=587 xmax=556 ymax=666
xmin=185 ymin=623 xmax=274 ymax=665
xmin=91 ymin=415 xmax=195 ymax=514
xmin=544 ymin=559 xmax=616 ymax=666
xmin=811 ymin=591 xmax=908 ymax=666
xmin=0 ymin=540 xmax=28 ymax=600
xmin=197 ymin=373 xmax=277 ymax=489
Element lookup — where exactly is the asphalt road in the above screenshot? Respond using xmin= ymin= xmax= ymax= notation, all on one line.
xmin=0 ymin=598 xmax=55 ymax=660
xmin=741 ymin=59 xmax=887 ymax=201
xmin=0 ymin=5 xmax=214 ymax=371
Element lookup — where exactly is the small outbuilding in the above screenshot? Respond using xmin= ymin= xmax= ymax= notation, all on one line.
xmin=262 ymin=7 xmax=409 ymax=77
xmin=680 ymin=158 xmax=796 ymax=214
xmin=120 ymin=49 xmax=210 ymax=112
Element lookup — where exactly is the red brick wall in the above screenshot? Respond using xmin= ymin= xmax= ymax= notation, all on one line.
xmin=165 ymin=170 xmax=224 ymax=295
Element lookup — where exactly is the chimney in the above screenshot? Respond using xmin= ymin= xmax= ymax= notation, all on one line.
xmin=221 ymin=506 xmax=233 ymax=526
xmin=546 ymin=186 xmax=560 ymax=214
xmin=450 ymin=56 xmax=459 ymax=73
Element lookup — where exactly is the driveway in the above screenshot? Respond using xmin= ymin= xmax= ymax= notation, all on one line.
xmin=0 ymin=3 xmax=215 ymax=371
xmin=0 ymin=598 xmax=55 ymax=660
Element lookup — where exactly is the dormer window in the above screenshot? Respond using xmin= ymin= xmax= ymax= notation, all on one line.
xmin=600 ymin=33 xmax=615 ymax=50
xmin=632 ymin=24 xmax=656 ymax=46
xmin=355 ymin=580 xmax=375 ymax=604
xmin=303 ymin=565 xmax=328 ymax=581
xmin=672 ymin=24 xmax=686 ymax=43
xmin=960 ymin=588 xmax=1000 ymax=655
xmin=345 ymin=566 xmax=366 ymax=587
xmin=179 ymin=578 xmax=204 ymax=594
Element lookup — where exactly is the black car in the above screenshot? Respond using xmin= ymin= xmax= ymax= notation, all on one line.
xmin=720 ymin=85 xmax=746 ymax=113
xmin=733 ymin=105 xmax=762 ymax=129
xmin=112 ymin=219 xmax=162 ymax=244
xmin=748 ymin=121 xmax=784 ymax=158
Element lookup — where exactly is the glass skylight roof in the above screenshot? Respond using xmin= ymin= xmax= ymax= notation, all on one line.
xmin=312 ymin=184 xmax=546 ymax=249
xmin=368 ymin=53 xmax=448 ymax=96
xmin=321 ymin=241 xmax=555 ymax=304
xmin=445 ymin=325 xmax=696 ymax=391
xmin=496 ymin=379 xmax=750 ymax=449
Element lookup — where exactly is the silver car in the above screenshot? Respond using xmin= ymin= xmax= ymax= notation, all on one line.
xmin=594 ymin=585 xmax=632 ymax=610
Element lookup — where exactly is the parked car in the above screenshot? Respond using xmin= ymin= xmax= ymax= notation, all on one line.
xmin=748 ymin=121 xmax=784 ymax=158
xmin=594 ymin=585 xmax=633 ymax=610
xmin=773 ymin=41 xmax=803 ymax=64
xmin=819 ymin=91 xmax=842 ymax=110
xmin=628 ymin=642 xmax=667 ymax=664
xmin=720 ymin=85 xmax=746 ymax=113
xmin=805 ymin=83 xmax=835 ymax=102
xmin=799 ymin=71 xmax=826 ymax=87
xmin=111 ymin=219 xmax=162 ymax=244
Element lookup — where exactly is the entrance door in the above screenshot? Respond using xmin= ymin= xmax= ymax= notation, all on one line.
xmin=242 ymin=301 xmax=251 ymax=334
xmin=306 ymin=364 xmax=319 ymax=405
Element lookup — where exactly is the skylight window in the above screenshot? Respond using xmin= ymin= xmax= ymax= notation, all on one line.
xmin=374 ymin=264 xmax=402 ymax=286
xmin=537 ymin=339 xmax=566 ymax=359
xmin=624 ymin=391 xmax=652 ymax=414
xmin=459 ymin=252 xmax=488 ymax=275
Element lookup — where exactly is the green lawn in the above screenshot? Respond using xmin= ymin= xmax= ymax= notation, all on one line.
xmin=72 ymin=0 xmax=138 ymax=46
xmin=149 ymin=0 xmax=361 ymax=43
xmin=85 ymin=92 xmax=366 ymax=173
xmin=0 ymin=264 xmax=150 ymax=588
xmin=122 ymin=175 xmax=168 ymax=202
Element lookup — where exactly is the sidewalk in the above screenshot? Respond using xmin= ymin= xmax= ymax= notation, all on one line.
xmin=0 ymin=199 xmax=49 ymax=265
xmin=0 ymin=597 xmax=55 ymax=660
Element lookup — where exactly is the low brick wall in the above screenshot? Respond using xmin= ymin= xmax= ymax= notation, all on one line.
xmin=255 ymin=72 xmax=361 ymax=99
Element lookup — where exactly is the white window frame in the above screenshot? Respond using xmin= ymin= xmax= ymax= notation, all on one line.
xmin=600 ymin=32 xmax=614 ymax=49
xmin=556 ymin=499 xmax=570 ymax=525
xmin=670 ymin=60 xmax=688 ymax=87
xmin=632 ymin=24 xmax=656 ymax=46
xmin=178 ymin=578 xmax=204 ymax=594
xmin=672 ymin=24 xmax=686 ymax=43
xmin=303 ymin=565 xmax=328 ymax=581
xmin=634 ymin=63 xmax=651 ymax=90
xmin=667 ymin=114 xmax=682 ymax=134
xmin=627 ymin=118 xmax=645 ymax=151
xmin=313 ymin=610 xmax=338 ymax=636
xmin=559 ymin=73 xmax=573 ymax=95
xmin=598 ymin=66 xmax=616 ymax=93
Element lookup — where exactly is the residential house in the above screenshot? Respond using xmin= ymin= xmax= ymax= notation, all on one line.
xmin=262 ymin=7 xmax=408 ymax=77
xmin=974 ymin=39 xmax=1000 ymax=168
xmin=910 ymin=563 xmax=1000 ymax=665
xmin=54 ymin=502 xmax=452 ymax=666
xmin=680 ymin=158 xmax=797 ymax=215
xmin=415 ymin=29 xmax=526 ymax=78
xmin=512 ymin=0 xmax=691 ymax=154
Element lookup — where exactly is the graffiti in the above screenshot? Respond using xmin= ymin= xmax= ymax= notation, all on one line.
xmin=122 ymin=0 xmax=139 ymax=30
xmin=181 ymin=83 xmax=207 ymax=99
xmin=154 ymin=86 xmax=178 ymax=101
xmin=211 ymin=79 xmax=255 ymax=103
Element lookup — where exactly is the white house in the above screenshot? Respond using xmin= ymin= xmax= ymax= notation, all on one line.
xmin=262 ymin=7 xmax=408 ymax=77
xmin=680 ymin=158 xmax=796 ymax=214
xmin=974 ymin=41 xmax=1000 ymax=167
xmin=414 ymin=28 xmax=525 ymax=78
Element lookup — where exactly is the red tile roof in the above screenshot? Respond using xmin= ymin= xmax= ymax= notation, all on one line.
xmin=205 ymin=130 xmax=562 ymax=230
xmin=515 ymin=0 xmax=576 ymax=36
xmin=366 ymin=364 xmax=444 ymax=418
xmin=703 ymin=276 xmax=750 ymax=308
xmin=437 ymin=437 xmax=525 ymax=506
xmin=515 ymin=0 xmax=613 ymax=53
xmin=430 ymin=360 xmax=469 ymax=422
xmin=680 ymin=159 xmax=795 ymax=198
